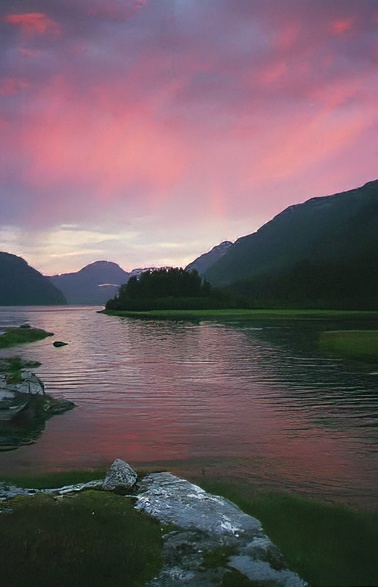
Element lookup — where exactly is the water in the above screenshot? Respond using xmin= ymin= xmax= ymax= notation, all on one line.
xmin=0 ymin=306 xmax=377 ymax=509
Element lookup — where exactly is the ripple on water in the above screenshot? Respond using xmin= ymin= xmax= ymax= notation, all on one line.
xmin=0 ymin=307 xmax=377 ymax=508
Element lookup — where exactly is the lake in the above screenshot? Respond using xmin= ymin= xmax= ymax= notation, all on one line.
xmin=0 ymin=306 xmax=377 ymax=509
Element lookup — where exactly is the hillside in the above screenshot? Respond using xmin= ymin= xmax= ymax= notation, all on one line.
xmin=205 ymin=180 xmax=378 ymax=308
xmin=49 ymin=261 xmax=129 ymax=305
xmin=185 ymin=241 xmax=233 ymax=276
xmin=0 ymin=252 xmax=66 ymax=306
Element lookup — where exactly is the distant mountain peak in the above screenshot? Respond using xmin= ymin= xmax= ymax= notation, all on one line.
xmin=49 ymin=260 xmax=129 ymax=305
xmin=186 ymin=241 xmax=234 ymax=276
xmin=0 ymin=252 xmax=66 ymax=306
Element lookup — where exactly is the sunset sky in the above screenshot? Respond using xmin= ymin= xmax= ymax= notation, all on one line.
xmin=0 ymin=0 xmax=377 ymax=275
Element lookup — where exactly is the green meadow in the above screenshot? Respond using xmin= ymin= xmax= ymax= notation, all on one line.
xmin=103 ymin=308 xmax=378 ymax=322
xmin=320 ymin=329 xmax=378 ymax=362
xmin=201 ymin=480 xmax=378 ymax=587
xmin=1 ymin=470 xmax=378 ymax=587
xmin=0 ymin=327 xmax=53 ymax=349
xmin=0 ymin=490 xmax=163 ymax=587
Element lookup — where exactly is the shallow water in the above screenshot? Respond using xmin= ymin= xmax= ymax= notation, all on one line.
xmin=0 ymin=306 xmax=377 ymax=509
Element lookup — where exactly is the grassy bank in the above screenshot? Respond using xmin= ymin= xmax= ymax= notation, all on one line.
xmin=201 ymin=481 xmax=378 ymax=587
xmin=103 ymin=308 xmax=378 ymax=322
xmin=1 ymin=470 xmax=378 ymax=586
xmin=0 ymin=327 xmax=53 ymax=349
xmin=320 ymin=329 xmax=378 ymax=362
xmin=0 ymin=490 xmax=163 ymax=587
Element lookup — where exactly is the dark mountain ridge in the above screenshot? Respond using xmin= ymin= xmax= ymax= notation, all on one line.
xmin=185 ymin=241 xmax=233 ymax=276
xmin=204 ymin=180 xmax=378 ymax=308
xmin=0 ymin=252 xmax=66 ymax=306
xmin=49 ymin=260 xmax=129 ymax=305
xmin=206 ymin=180 xmax=378 ymax=285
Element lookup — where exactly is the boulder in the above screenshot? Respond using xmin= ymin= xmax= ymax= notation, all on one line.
xmin=135 ymin=472 xmax=261 ymax=536
xmin=102 ymin=459 xmax=138 ymax=492
xmin=53 ymin=341 xmax=68 ymax=347
xmin=135 ymin=472 xmax=307 ymax=587
xmin=9 ymin=371 xmax=45 ymax=395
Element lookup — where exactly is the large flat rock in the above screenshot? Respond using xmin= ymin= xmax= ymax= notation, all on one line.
xmin=135 ymin=472 xmax=307 ymax=586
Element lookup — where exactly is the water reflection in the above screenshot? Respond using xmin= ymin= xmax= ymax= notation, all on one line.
xmin=0 ymin=307 xmax=377 ymax=508
xmin=0 ymin=407 xmax=47 ymax=451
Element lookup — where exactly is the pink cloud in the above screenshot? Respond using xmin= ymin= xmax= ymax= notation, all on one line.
xmin=331 ymin=17 xmax=356 ymax=35
xmin=11 ymin=75 xmax=192 ymax=207
xmin=3 ymin=13 xmax=61 ymax=37
xmin=0 ymin=77 xmax=29 ymax=96
xmin=0 ymin=0 xmax=377 ymax=260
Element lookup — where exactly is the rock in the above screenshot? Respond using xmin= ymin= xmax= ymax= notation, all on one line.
xmin=103 ymin=459 xmax=138 ymax=492
xmin=0 ymin=371 xmax=45 ymax=422
xmin=50 ymin=480 xmax=104 ymax=495
xmin=0 ymin=395 xmax=29 ymax=421
xmin=42 ymin=397 xmax=75 ymax=415
xmin=53 ymin=341 xmax=68 ymax=347
xmin=1 ymin=368 xmax=75 ymax=446
xmin=0 ymin=480 xmax=103 ymax=501
xmin=0 ymin=483 xmax=39 ymax=501
xmin=0 ymin=461 xmax=307 ymax=587
xmin=19 ymin=323 xmax=31 ymax=329
xmin=0 ymin=389 xmax=16 ymax=401
xmin=135 ymin=471 xmax=307 ymax=587
xmin=4 ymin=371 xmax=45 ymax=395
xmin=19 ymin=371 xmax=45 ymax=395
xmin=135 ymin=472 xmax=261 ymax=536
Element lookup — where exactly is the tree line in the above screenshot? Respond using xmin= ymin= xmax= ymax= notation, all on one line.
xmin=106 ymin=251 xmax=378 ymax=312
xmin=105 ymin=267 xmax=240 ymax=311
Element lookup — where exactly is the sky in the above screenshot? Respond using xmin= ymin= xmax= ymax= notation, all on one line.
xmin=0 ymin=0 xmax=377 ymax=275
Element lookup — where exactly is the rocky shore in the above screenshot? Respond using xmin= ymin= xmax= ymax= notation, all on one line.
xmin=0 ymin=459 xmax=307 ymax=586
xmin=0 ymin=357 xmax=75 ymax=450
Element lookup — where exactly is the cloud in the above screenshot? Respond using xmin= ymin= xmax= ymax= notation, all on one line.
xmin=0 ymin=0 xmax=377 ymax=272
xmin=2 ymin=13 xmax=61 ymax=37
xmin=0 ymin=77 xmax=29 ymax=96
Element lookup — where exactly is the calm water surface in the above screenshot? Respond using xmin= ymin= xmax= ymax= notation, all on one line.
xmin=0 ymin=306 xmax=377 ymax=509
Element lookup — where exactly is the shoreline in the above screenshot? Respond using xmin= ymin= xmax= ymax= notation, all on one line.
xmin=1 ymin=463 xmax=377 ymax=586
xmin=101 ymin=307 xmax=378 ymax=322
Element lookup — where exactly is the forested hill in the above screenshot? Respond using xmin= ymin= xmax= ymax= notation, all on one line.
xmin=204 ymin=180 xmax=378 ymax=309
xmin=0 ymin=252 xmax=66 ymax=306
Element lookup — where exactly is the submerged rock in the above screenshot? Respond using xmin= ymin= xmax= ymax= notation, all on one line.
xmin=103 ymin=458 xmax=138 ymax=492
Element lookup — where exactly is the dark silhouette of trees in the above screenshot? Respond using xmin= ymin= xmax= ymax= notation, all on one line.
xmin=106 ymin=268 xmax=224 ymax=310
xmin=230 ymin=250 xmax=378 ymax=309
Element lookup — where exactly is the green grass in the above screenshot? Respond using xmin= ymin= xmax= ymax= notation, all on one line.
xmin=201 ymin=481 xmax=378 ymax=587
xmin=0 ymin=356 xmax=41 ymax=373
xmin=2 ymin=470 xmax=378 ymax=586
xmin=103 ymin=308 xmax=378 ymax=322
xmin=0 ymin=469 xmax=108 ymax=489
xmin=320 ymin=329 xmax=378 ymax=362
xmin=0 ymin=327 xmax=53 ymax=348
xmin=0 ymin=491 xmax=163 ymax=587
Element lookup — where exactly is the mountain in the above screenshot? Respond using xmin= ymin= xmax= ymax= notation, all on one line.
xmin=185 ymin=241 xmax=233 ymax=276
xmin=0 ymin=252 xmax=66 ymax=306
xmin=205 ymin=180 xmax=378 ymax=308
xmin=49 ymin=261 xmax=129 ymax=305
xmin=128 ymin=266 xmax=162 ymax=280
